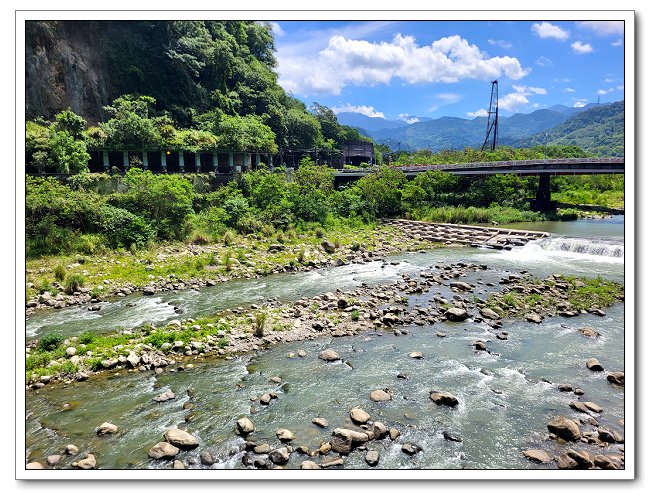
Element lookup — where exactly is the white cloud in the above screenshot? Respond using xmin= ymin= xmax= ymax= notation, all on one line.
xmin=611 ymin=39 xmax=623 ymax=47
xmin=488 ymin=39 xmax=512 ymax=48
xmin=512 ymin=85 xmax=547 ymax=95
xmin=532 ymin=103 xmax=540 ymax=108
xmin=467 ymin=109 xmax=488 ymax=118
xmin=604 ymin=77 xmax=617 ymax=83
xmin=577 ymin=21 xmax=624 ymax=36
xmin=535 ymin=56 xmax=553 ymax=67
xmin=554 ymin=77 xmax=571 ymax=83
xmin=278 ymin=33 xmax=530 ymax=95
xmin=573 ymin=101 xmax=587 ymax=108
xmin=563 ymin=87 xmax=576 ymax=93
xmin=269 ymin=22 xmax=285 ymax=37
xmin=571 ymin=41 xmax=594 ymax=54
xmin=531 ymin=22 xmax=570 ymax=40
xmin=598 ymin=88 xmax=614 ymax=95
xmin=616 ymin=85 xmax=624 ymax=91
xmin=494 ymin=84 xmax=548 ymax=112
xmin=331 ymin=104 xmax=385 ymax=118
xmin=436 ymin=93 xmax=461 ymax=104
xmin=398 ymin=113 xmax=420 ymax=124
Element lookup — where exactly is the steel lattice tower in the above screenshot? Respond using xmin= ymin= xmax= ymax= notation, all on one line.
xmin=481 ymin=80 xmax=499 ymax=152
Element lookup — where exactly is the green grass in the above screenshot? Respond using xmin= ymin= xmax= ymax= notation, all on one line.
xmin=413 ymin=205 xmax=544 ymax=225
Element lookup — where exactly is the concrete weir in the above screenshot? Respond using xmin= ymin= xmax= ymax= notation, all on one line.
xmin=384 ymin=219 xmax=550 ymax=251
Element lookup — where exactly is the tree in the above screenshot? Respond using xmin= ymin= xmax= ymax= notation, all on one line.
xmin=47 ymin=130 xmax=90 ymax=173
xmin=216 ymin=114 xmax=278 ymax=152
xmin=100 ymin=95 xmax=161 ymax=150
xmin=356 ymin=166 xmax=406 ymax=217
xmin=54 ymin=109 xmax=87 ymax=139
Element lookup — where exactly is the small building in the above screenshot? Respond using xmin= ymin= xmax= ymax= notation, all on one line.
xmin=342 ymin=141 xmax=375 ymax=166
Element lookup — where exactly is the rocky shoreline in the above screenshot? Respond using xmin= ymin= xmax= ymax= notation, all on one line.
xmin=26 ymin=257 xmax=625 ymax=471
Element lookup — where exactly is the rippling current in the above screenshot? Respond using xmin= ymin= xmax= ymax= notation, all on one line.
xmin=24 ymin=216 xmax=626 ymax=471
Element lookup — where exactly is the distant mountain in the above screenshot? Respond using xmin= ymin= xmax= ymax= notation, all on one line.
xmin=522 ymin=101 xmax=624 ymax=156
xmin=336 ymin=112 xmax=432 ymax=131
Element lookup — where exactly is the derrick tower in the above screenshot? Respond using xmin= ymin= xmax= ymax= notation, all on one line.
xmin=481 ymin=80 xmax=499 ymax=152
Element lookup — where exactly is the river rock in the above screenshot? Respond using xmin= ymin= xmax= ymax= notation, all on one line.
xmin=547 ymin=416 xmax=581 ymax=441
xmin=276 ymin=428 xmax=295 ymax=442
xmin=598 ymin=428 xmax=624 ymax=444
xmin=523 ymin=449 xmax=552 ymax=463
xmin=584 ymin=402 xmax=603 ymax=413
xmin=297 ymin=349 xmax=308 ymax=357
xmin=430 ymin=391 xmax=459 ymax=407
xmin=372 ymin=421 xmax=388 ymax=439
xmin=445 ymin=307 xmax=468 ymax=321
xmin=566 ymin=449 xmax=594 ymax=469
xmin=236 ymin=417 xmax=255 ymax=436
xmin=350 ymin=407 xmax=370 ymax=425
xmin=558 ymin=384 xmax=573 ymax=392
xmin=254 ymin=443 xmax=271 ymax=454
xmin=556 ymin=453 xmax=578 ymax=469
xmin=480 ymin=308 xmax=500 ymax=320
xmin=401 ymin=443 xmax=422 ymax=455
xmin=173 ymin=460 xmax=185 ymax=469
xmin=126 ymin=353 xmax=141 ymax=367
xmin=200 ymin=450 xmax=216 ymax=465
xmin=330 ymin=428 xmax=369 ymax=454
xmin=269 ymin=376 xmax=282 ymax=384
xmin=473 ymin=340 xmax=487 ymax=351
xmin=525 ymin=313 xmax=542 ymax=323
xmin=26 ymin=461 xmax=44 ymax=469
xmin=312 ymin=417 xmax=329 ymax=428
xmin=143 ymin=286 xmax=155 ymax=295
xmin=370 ymin=389 xmax=392 ymax=402
xmin=148 ymin=442 xmax=180 ymax=459
xmin=46 ymin=454 xmax=62 ymax=466
xmin=260 ymin=393 xmax=272 ymax=405
xmin=318 ymin=349 xmax=340 ymax=362
xmin=65 ymin=347 xmax=77 ymax=357
xmin=65 ymin=444 xmax=78 ymax=455
xmin=76 ymin=454 xmax=97 ymax=469
xmin=167 ymin=319 xmax=182 ymax=328
xmin=269 ymin=447 xmax=290 ymax=465
xmin=153 ymin=389 xmax=175 ymax=402
xmin=319 ymin=442 xmax=332 ymax=454
xmin=365 ymin=450 xmax=380 ymax=466
xmin=594 ymin=455 xmax=619 ymax=470
xmin=569 ymin=401 xmax=592 ymax=414
xmin=586 ymin=358 xmax=604 ymax=371
xmin=389 ymin=428 xmax=400 ymax=440
xmin=579 ymin=327 xmax=600 ymax=338
xmin=607 ymin=371 xmax=624 ymax=386
xmin=164 ymin=428 xmax=199 ymax=449
xmin=96 ymin=422 xmax=118 ymax=435
xmin=409 ymin=351 xmax=424 ymax=359
xmin=450 ymin=281 xmax=473 ymax=291
xmin=321 ymin=240 xmax=336 ymax=254
xmin=301 ymin=460 xmax=320 ymax=469
xmin=321 ymin=456 xmax=344 ymax=468
xmin=442 ymin=431 xmax=463 ymax=442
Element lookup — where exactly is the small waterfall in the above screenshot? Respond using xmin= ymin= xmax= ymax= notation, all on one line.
xmin=532 ymin=237 xmax=624 ymax=258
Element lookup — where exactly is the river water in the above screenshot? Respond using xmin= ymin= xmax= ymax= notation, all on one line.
xmin=24 ymin=216 xmax=625 ymax=471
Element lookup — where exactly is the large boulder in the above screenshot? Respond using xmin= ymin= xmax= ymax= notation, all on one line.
xmin=401 ymin=443 xmax=422 ymax=455
xmin=276 ymin=428 xmax=295 ymax=442
xmin=566 ymin=449 xmax=594 ymax=469
xmin=430 ymin=391 xmax=459 ymax=407
xmin=269 ymin=447 xmax=290 ymax=465
xmin=547 ymin=416 xmax=581 ymax=441
xmin=350 ymin=408 xmax=370 ymax=425
xmin=525 ymin=313 xmax=542 ymax=324
xmin=372 ymin=421 xmax=388 ymax=440
xmin=607 ymin=371 xmax=624 ymax=386
xmin=598 ymin=428 xmax=624 ymax=444
xmin=445 ymin=307 xmax=468 ymax=321
xmin=236 ymin=417 xmax=255 ymax=436
xmin=370 ymin=389 xmax=392 ymax=402
xmin=164 ymin=428 xmax=199 ymax=449
xmin=148 ymin=442 xmax=180 ymax=459
xmin=523 ymin=449 xmax=552 ymax=463
xmin=330 ymin=428 xmax=369 ymax=454
xmin=75 ymin=454 xmax=97 ymax=469
xmin=578 ymin=327 xmax=600 ymax=338
xmin=301 ymin=460 xmax=320 ymax=470
xmin=312 ymin=417 xmax=329 ymax=428
xmin=586 ymin=358 xmax=604 ymax=371
xmin=318 ymin=349 xmax=341 ymax=362
xmin=480 ymin=308 xmax=500 ymax=320
xmin=321 ymin=240 xmax=336 ymax=254
xmin=365 ymin=450 xmax=380 ymax=466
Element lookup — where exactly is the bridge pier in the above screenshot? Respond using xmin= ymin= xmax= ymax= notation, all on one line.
xmin=531 ymin=173 xmax=557 ymax=212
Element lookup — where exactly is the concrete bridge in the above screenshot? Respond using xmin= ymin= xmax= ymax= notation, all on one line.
xmin=334 ymin=157 xmax=625 ymax=211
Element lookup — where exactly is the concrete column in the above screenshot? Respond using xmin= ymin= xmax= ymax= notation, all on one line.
xmin=256 ymin=153 xmax=261 ymax=166
xmin=243 ymin=153 xmax=249 ymax=168
xmin=142 ymin=151 xmax=149 ymax=168
xmin=178 ymin=151 xmax=185 ymax=172
xmin=161 ymin=151 xmax=167 ymax=171
xmin=269 ymin=154 xmax=274 ymax=168
xmin=286 ymin=167 xmax=294 ymax=183
xmin=195 ymin=153 xmax=201 ymax=171
xmin=234 ymin=164 xmax=242 ymax=174
xmin=122 ymin=151 xmax=129 ymax=167
xmin=228 ymin=152 xmax=234 ymax=168
xmin=212 ymin=153 xmax=218 ymax=169
xmin=532 ymin=173 xmax=555 ymax=212
xmin=102 ymin=151 xmax=109 ymax=168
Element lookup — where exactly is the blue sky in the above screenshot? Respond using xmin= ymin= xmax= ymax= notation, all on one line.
xmin=270 ymin=20 xmax=625 ymax=122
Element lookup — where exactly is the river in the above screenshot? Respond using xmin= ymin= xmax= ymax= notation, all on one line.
xmin=24 ymin=216 xmax=625 ymax=471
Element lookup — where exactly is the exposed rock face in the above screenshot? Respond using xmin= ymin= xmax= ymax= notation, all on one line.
xmin=163 ymin=428 xmax=199 ymax=449
xmin=547 ymin=416 xmax=581 ymax=441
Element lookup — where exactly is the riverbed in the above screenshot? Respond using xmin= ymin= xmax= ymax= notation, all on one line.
xmin=24 ymin=217 xmax=626 ymax=471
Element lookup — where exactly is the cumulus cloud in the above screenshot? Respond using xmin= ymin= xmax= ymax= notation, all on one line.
xmin=598 ymin=88 xmax=614 ymax=95
xmin=616 ymin=85 xmax=624 ymax=90
xmin=331 ymin=104 xmax=385 ymax=118
xmin=573 ymin=101 xmax=587 ymax=108
xmin=611 ymin=39 xmax=623 ymax=47
xmin=493 ymin=84 xmax=548 ymax=112
xmin=512 ymin=85 xmax=547 ymax=95
xmin=535 ymin=56 xmax=553 ymax=67
xmin=488 ymin=39 xmax=512 ymax=48
xmin=278 ymin=33 xmax=530 ymax=95
xmin=571 ymin=41 xmax=594 ymax=54
xmin=398 ymin=113 xmax=420 ymax=124
xmin=467 ymin=109 xmax=488 ymax=118
xmin=531 ymin=22 xmax=569 ymax=40
xmin=269 ymin=22 xmax=285 ymax=37
xmin=577 ymin=21 xmax=624 ymax=36
xmin=563 ymin=87 xmax=576 ymax=93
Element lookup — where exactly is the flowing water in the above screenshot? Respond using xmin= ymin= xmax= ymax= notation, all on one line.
xmin=24 ymin=216 xmax=625 ymax=470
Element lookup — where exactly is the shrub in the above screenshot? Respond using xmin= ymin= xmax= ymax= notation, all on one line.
xmin=53 ymin=264 xmax=66 ymax=282
xmin=191 ymin=232 xmax=210 ymax=245
xmin=223 ymin=230 xmax=235 ymax=246
xmin=78 ymin=331 xmax=96 ymax=345
xmin=64 ymin=274 xmax=85 ymax=294
xmin=351 ymin=242 xmax=361 ymax=252
xmin=351 ymin=309 xmax=360 ymax=321
xmin=37 ymin=333 xmax=65 ymax=352
xmin=315 ymin=227 xmax=324 ymax=238
xmin=254 ymin=311 xmax=268 ymax=338
xmin=96 ymin=204 xmax=154 ymax=249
